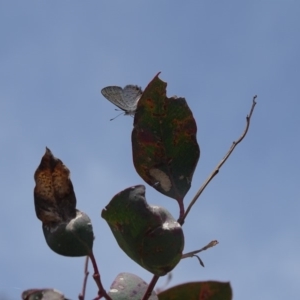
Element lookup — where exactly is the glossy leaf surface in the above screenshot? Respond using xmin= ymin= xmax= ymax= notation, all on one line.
xmin=158 ymin=281 xmax=232 ymax=300
xmin=132 ymin=73 xmax=200 ymax=202
xmin=102 ymin=185 xmax=184 ymax=276
xmin=108 ymin=273 xmax=158 ymax=300
xmin=43 ymin=210 xmax=94 ymax=257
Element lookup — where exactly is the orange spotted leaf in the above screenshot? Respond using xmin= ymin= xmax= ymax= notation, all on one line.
xmin=34 ymin=148 xmax=76 ymax=227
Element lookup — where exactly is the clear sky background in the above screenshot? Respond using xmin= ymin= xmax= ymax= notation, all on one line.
xmin=1 ymin=1 xmax=299 ymax=300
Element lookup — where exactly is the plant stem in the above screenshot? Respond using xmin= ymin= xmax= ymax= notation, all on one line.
xmin=182 ymin=240 xmax=219 ymax=261
xmin=141 ymin=275 xmax=160 ymax=300
xmin=89 ymin=251 xmax=112 ymax=300
xmin=181 ymin=95 xmax=257 ymax=224
xmin=78 ymin=256 xmax=89 ymax=300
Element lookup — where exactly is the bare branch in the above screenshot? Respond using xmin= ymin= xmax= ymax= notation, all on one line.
xmin=142 ymin=275 xmax=160 ymax=300
xmin=89 ymin=251 xmax=112 ymax=300
xmin=181 ymin=96 xmax=257 ymax=223
xmin=181 ymin=240 xmax=219 ymax=267
xmin=182 ymin=240 xmax=219 ymax=259
xmin=78 ymin=256 xmax=89 ymax=300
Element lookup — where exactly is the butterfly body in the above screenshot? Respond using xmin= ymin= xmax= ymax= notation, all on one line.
xmin=101 ymin=85 xmax=143 ymax=116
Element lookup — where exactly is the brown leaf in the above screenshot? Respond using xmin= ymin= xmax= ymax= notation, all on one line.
xmin=34 ymin=148 xmax=76 ymax=226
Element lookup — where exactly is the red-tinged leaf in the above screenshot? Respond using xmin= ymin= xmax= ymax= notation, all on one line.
xmin=132 ymin=73 xmax=200 ymax=205
xmin=34 ymin=148 xmax=76 ymax=227
xmin=158 ymin=281 xmax=232 ymax=300
xmin=108 ymin=273 xmax=158 ymax=300
xmin=101 ymin=185 xmax=184 ymax=276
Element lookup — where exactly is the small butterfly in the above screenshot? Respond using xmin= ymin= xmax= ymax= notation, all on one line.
xmin=101 ymin=85 xmax=143 ymax=118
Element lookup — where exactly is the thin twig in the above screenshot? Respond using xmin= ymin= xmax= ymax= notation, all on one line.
xmin=89 ymin=251 xmax=112 ymax=300
xmin=181 ymin=240 xmax=219 ymax=267
xmin=79 ymin=256 xmax=89 ymax=300
xmin=141 ymin=275 xmax=160 ymax=300
xmin=181 ymin=240 xmax=219 ymax=259
xmin=181 ymin=96 xmax=257 ymax=224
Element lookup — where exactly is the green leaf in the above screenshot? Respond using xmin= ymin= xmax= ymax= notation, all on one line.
xmin=101 ymin=185 xmax=184 ymax=276
xmin=158 ymin=281 xmax=232 ymax=300
xmin=43 ymin=210 xmax=94 ymax=257
xmin=108 ymin=273 xmax=158 ymax=300
xmin=132 ymin=73 xmax=200 ymax=203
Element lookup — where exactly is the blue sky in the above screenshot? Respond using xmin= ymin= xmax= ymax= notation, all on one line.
xmin=1 ymin=1 xmax=299 ymax=299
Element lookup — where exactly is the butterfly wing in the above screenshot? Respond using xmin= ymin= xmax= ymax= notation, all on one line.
xmin=122 ymin=85 xmax=143 ymax=115
xmin=101 ymin=85 xmax=143 ymax=116
xmin=101 ymin=86 xmax=128 ymax=111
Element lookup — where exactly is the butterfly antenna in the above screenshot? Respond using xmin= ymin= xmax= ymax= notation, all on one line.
xmin=110 ymin=112 xmax=124 ymax=121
